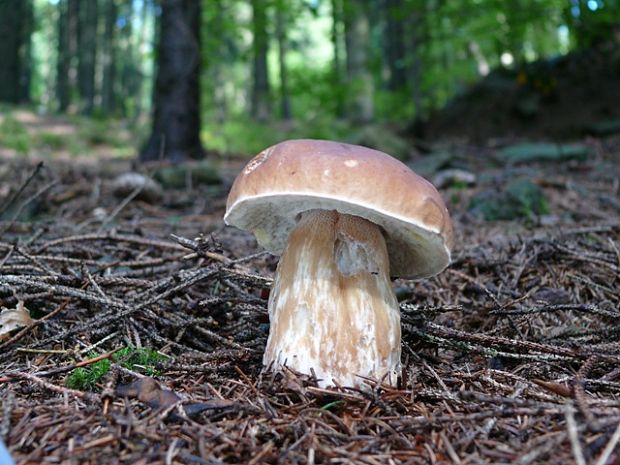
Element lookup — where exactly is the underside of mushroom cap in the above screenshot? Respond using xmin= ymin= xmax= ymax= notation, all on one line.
xmin=225 ymin=139 xmax=453 ymax=279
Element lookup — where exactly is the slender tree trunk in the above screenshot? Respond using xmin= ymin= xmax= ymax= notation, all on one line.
xmin=101 ymin=0 xmax=117 ymax=114
xmin=210 ymin=0 xmax=228 ymax=124
xmin=18 ymin=0 xmax=34 ymax=103
xmin=275 ymin=1 xmax=291 ymax=120
xmin=0 ymin=0 xmax=27 ymax=103
xmin=384 ymin=0 xmax=407 ymax=91
xmin=408 ymin=6 xmax=423 ymax=117
xmin=132 ymin=0 xmax=150 ymax=121
xmin=56 ymin=0 xmax=71 ymax=111
xmin=344 ymin=0 xmax=374 ymax=123
xmin=77 ymin=0 xmax=98 ymax=114
xmin=331 ymin=0 xmax=345 ymax=117
xmin=251 ymin=0 xmax=271 ymax=121
xmin=140 ymin=0 xmax=204 ymax=162
xmin=67 ymin=0 xmax=80 ymax=105
xmin=118 ymin=2 xmax=134 ymax=117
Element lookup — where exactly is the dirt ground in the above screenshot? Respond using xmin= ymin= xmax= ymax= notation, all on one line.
xmin=0 ymin=130 xmax=620 ymax=465
xmin=420 ymin=47 xmax=620 ymax=143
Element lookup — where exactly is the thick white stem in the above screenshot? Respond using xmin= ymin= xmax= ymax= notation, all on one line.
xmin=263 ymin=209 xmax=401 ymax=387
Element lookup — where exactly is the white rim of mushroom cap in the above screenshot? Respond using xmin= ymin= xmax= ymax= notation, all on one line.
xmin=225 ymin=139 xmax=454 ymax=279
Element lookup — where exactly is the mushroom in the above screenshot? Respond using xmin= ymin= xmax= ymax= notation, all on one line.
xmin=225 ymin=139 xmax=453 ymax=387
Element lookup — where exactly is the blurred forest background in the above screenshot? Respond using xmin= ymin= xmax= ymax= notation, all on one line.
xmin=0 ymin=0 xmax=619 ymax=161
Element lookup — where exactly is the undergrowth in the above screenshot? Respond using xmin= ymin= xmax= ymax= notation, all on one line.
xmin=65 ymin=346 xmax=167 ymax=391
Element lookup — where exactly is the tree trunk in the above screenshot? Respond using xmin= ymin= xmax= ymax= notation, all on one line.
xmin=384 ymin=0 xmax=407 ymax=91
xmin=331 ymin=0 xmax=345 ymax=117
xmin=140 ymin=0 xmax=204 ymax=163
xmin=207 ymin=0 xmax=228 ymax=124
xmin=101 ymin=0 xmax=118 ymax=114
xmin=56 ymin=0 xmax=71 ymax=111
xmin=18 ymin=0 xmax=34 ymax=102
xmin=275 ymin=1 xmax=291 ymax=120
xmin=132 ymin=0 xmax=150 ymax=121
xmin=0 ymin=0 xmax=28 ymax=103
xmin=251 ymin=0 xmax=271 ymax=121
xmin=344 ymin=0 xmax=374 ymax=123
xmin=118 ymin=2 xmax=134 ymax=117
xmin=408 ymin=6 xmax=423 ymax=117
xmin=77 ymin=0 xmax=98 ymax=114
xmin=67 ymin=0 xmax=80 ymax=104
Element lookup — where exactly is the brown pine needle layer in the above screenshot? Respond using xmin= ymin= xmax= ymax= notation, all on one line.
xmin=1 ymin=144 xmax=620 ymax=465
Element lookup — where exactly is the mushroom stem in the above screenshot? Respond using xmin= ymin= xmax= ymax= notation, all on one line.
xmin=263 ymin=209 xmax=401 ymax=387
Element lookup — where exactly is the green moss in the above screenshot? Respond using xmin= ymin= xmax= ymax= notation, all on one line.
xmin=65 ymin=346 xmax=167 ymax=391
xmin=114 ymin=345 xmax=167 ymax=376
xmin=65 ymin=356 xmax=111 ymax=391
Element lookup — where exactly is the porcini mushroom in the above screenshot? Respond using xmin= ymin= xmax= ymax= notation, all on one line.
xmin=225 ymin=139 xmax=453 ymax=387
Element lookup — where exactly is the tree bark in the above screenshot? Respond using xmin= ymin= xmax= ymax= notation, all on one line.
xmin=408 ymin=5 xmax=423 ymax=117
xmin=56 ymin=0 xmax=71 ymax=111
xmin=118 ymin=1 xmax=135 ymax=117
xmin=132 ymin=0 xmax=150 ymax=121
xmin=18 ymin=0 xmax=34 ymax=102
xmin=140 ymin=0 xmax=204 ymax=163
xmin=0 ymin=0 xmax=30 ymax=103
xmin=67 ymin=0 xmax=80 ymax=104
xmin=101 ymin=0 xmax=118 ymax=114
xmin=251 ymin=0 xmax=271 ymax=121
xmin=77 ymin=0 xmax=98 ymax=114
xmin=207 ymin=0 xmax=228 ymax=124
xmin=331 ymin=0 xmax=345 ymax=117
xmin=384 ymin=0 xmax=407 ymax=91
xmin=344 ymin=0 xmax=374 ymax=123
xmin=275 ymin=1 xmax=291 ymax=120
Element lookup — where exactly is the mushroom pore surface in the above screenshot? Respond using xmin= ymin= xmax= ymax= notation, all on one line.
xmin=264 ymin=209 xmax=401 ymax=387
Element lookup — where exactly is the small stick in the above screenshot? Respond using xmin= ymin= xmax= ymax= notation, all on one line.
xmin=97 ymin=183 xmax=144 ymax=233
xmin=439 ymin=431 xmax=462 ymax=465
xmin=0 ymin=297 xmax=71 ymax=350
xmin=0 ymin=161 xmax=44 ymax=217
xmin=565 ymin=401 xmax=587 ymax=465
xmin=0 ymin=179 xmax=58 ymax=236
xmin=4 ymin=371 xmax=99 ymax=402
xmin=594 ymin=422 xmax=620 ymax=465
xmin=0 ymin=351 xmax=119 ymax=382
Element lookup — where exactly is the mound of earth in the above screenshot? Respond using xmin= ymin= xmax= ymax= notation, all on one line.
xmin=419 ymin=45 xmax=620 ymax=143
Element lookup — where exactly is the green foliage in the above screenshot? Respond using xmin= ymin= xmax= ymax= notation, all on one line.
xmin=286 ymin=66 xmax=345 ymax=119
xmin=0 ymin=107 xmax=136 ymax=158
xmin=374 ymin=89 xmax=415 ymax=122
xmin=37 ymin=132 xmax=66 ymax=150
xmin=65 ymin=346 xmax=167 ymax=391
xmin=320 ymin=400 xmax=346 ymax=411
xmin=0 ymin=116 xmax=31 ymax=154
xmin=65 ymin=356 xmax=111 ymax=391
xmin=18 ymin=0 xmax=611 ymax=158
xmin=76 ymin=118 xmax=128 ymax=149
xmin=202 ymin=114 xmax=354 ymax=156
xmin=114 ymin=345 xmax=166 ymax=376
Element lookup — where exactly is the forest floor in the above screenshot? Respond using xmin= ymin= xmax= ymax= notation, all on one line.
xmin=421 ymin=46 xmax=620 ymax=144
xmin=1 ymin=123 xmax=620 ymax=465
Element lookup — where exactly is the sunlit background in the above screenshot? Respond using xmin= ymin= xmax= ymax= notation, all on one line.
xmin=1 ymin=0 xmax=619 ymax=156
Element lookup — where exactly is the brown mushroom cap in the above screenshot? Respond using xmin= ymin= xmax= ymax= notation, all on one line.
xmin=225 ymin=139 xmax=454 ymax=278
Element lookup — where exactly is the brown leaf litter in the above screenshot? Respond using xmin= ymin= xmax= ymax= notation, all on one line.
xmin=1 ymin=140 xmax=620 ymax=464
